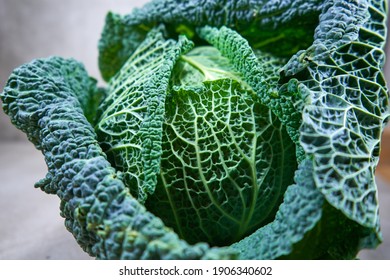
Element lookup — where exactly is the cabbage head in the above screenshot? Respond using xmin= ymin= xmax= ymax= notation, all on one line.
xmin=1 ymin=0 xmax=389 ymax=259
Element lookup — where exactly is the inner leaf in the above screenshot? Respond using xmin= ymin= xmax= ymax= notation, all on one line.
xmin=146 ymin=46 xmax=297 ymax=245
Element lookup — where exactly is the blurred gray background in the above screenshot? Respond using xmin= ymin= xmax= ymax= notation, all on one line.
xmin=0 ymin=0 xmax=389 ymax=259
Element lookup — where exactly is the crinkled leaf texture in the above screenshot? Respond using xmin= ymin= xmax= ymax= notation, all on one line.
xmin=96 ymin=26 xmax=194 ymax=202
xmin=146 ymin=78 xmax=296 ymax=246
xmin=296 ymin=0 xmax=389 ymax=231
xmin=97 ymin=26 xmax=297 ymax=246
xmin=1 ymin=0 xmax=389 ymax=259
xmin=1 ymin=56 xmax=235 ymax=260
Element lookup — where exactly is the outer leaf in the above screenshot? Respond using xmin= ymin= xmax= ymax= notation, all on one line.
xmin=98 ymin=12 xmax=151 ymax=81
xmin=0 ymin=58 xmax=101 ymax=153
xmin=282 ymin=0 xmax=389 ymax=230
xmin=1 ymin=56 xmax=236 ymax=260
xmin=96 ymin=26 xmax=193 ymax=202
xmin=98 ymin=0 xmax=324 ymax=81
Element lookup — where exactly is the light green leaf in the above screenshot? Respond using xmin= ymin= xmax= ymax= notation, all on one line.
xmin=147 ymin=78 xmax=296 ymax=245
xmin=197 ymin=25 xmax=310 ymax=160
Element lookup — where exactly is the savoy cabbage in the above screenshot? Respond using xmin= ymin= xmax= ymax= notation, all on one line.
xmin=1 ymin=0 xmax=389 ymax=259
